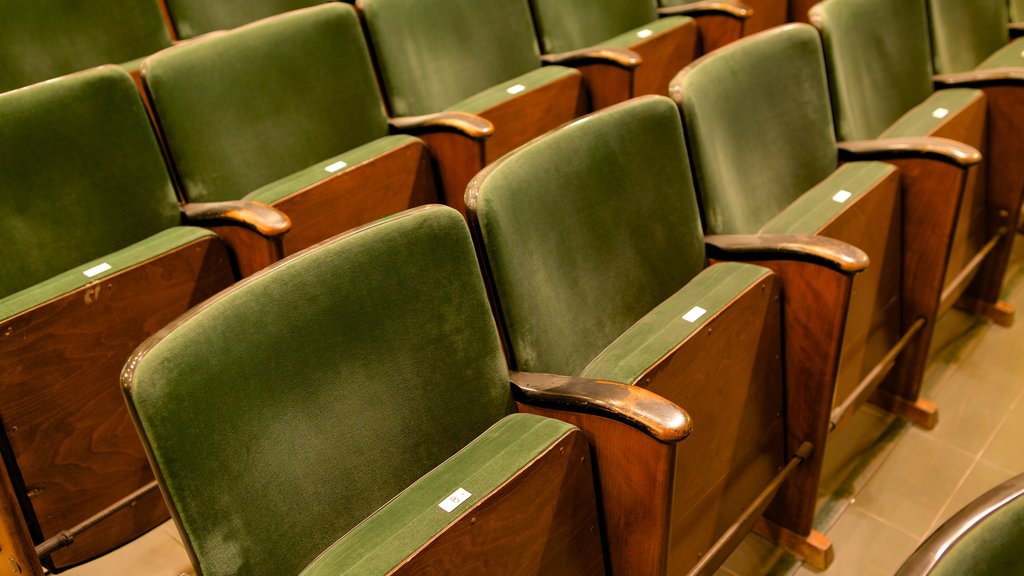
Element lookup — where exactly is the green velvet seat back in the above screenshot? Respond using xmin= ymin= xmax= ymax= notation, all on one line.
xmin=470 ymin=96 xmax=706 ymax=375
xmin=1013 ymin=0 xmax=1024 ymax=22
xmin=0 ymin=0 xmax=171 ymax=93
xmin=927 ymin=0 xmax=1009 ymax=74
xmin=144 ymin=4 xmax=389 ymax=204
xmin=124 ymin=206 xmax=512 ymax=576
xmin=930 ymin=492 xmax=1024 ymax=575
xmin=0 ymin=66 xmax=181 ymax=298
xmin=529 ymin=0 xmax=659 ymax=53
xmin=812 ymin=0 xmax=935 ymax=141
xmin=163 ymin=0 xmax=324 ymax=39
xmin=359 ymin=0 xmax=543 ymax=117
xmin=673 ymin=24 xmax=838 ymax=235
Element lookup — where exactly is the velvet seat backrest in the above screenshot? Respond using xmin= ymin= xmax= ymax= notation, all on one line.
xmin=673 ymin=24 xmax=838 ymax=235
xmin=144 ymin=4 xmax=390 ymax=203
xmin=470 ymin=96 xmax=706 ymax=376
xmin=162 ymin=0 xmax=323 ymax=39
xmin=812 ymin=0 xmax=936 ymax=141
xmin=124 ymin=205 xmax=513 ymax=576
xmin=0 ymin=0 xmax=171 ymax=93
xmin=358 ymin=0 xmax=543 ymax=117
xmin=1012 ymin=0 xmax=1024 ymax=22
xmin=0 ymin=66 xmax=181 ymax=298
xmin=930 ymin=493 xmax=1024 ymax=575
xmin=927 ymin=0 xmax=1010 ymax=74
xmin=529 ymin=0 xmax=659 ymax=53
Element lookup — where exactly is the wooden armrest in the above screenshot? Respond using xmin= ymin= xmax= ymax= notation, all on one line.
xmin=657 ymin=0 xmax=751 ymax=19
xmin=182 ymin=200 xmax=291 ymax=236
xmin=541 ymin=46 xmax=642 ymax=68
xmin=509 ymin=371 xmax=691 ymax=443
xmin=838 ymin=137 xmax=981 ymax=167
xmin=934 ymin=67 xmax=1024 ymax=88
xmin=388 ymin=111 xmax=494 ymax=139
xmin=705 ymin=233 xmax=869 ymax=274
xmin=1009 ymin=22 xmax=1024 ymax=39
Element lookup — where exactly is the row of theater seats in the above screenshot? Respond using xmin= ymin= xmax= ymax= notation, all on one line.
xmin=0 ymin=0 xmax=1022 ymax=575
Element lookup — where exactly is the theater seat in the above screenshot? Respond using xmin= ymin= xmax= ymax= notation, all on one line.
xmin=1013 ymin=0 xmax=1024 ymax=23
xmin=926 ymin=0 xmax=1024 ymax=74
xmin=897 ymin=473 xmax=1024 ymax=575
xmin=119 ymin=205 xmax=679 ymax=576
xmin=812 ymin=0 xmax=1024 ymax=331
xmin=160 ymin=0 xmax=322 ymax=39
xmin=467 ymin=96 xmax=865 ymax=574
xmin=0 ymin=0 xmax=171 ymax=94
xmin=672 ymin=24 xmax=979 ymax=564
xmin=143 ymin=4 xmax=436 ymax=273
xmin=356 ymin=0 xmax=584 ymax=213
xmin=0 ymin=66 xmax=262 ymax=570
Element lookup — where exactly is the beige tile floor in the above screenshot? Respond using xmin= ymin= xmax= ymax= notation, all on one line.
xmin=61 ymin=238 xmax=1024 ymax=576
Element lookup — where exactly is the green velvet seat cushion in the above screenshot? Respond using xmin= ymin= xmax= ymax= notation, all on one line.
xmin=126 ymin=206 xmax=512 ymax=576
xmin=299 ymin=414 xmax=575 ymax=575
xmin=930 ymin=491 xmax=1024 ymax=575
xmin=471 ymin=96 xmax=706 ymax=376
xmin=529 ymin=0 xmax=659 ymax=53
xmin=674 ymin=24 xmax=838 ymax=235
xmin=813 ymin=0 xmax=935 ymax=140
xmin=0 ymin=66 xmax=182 ymax=298
xmin=244 ymin=135 xmax=421 ymax=205
xmin=581 ymin=262 xmax=770 ymax=383
xmin=0 ymin=227 xmax=216 ymax=322
xmin=446 ymin=66 xmax=580 ymax=115
xmin=927 ymin=0 xmax=1010 ymax=74
xmin=600 ymin=17 xmax=693 ymax=50
xmin=759 ymin=161 xmax=897 ymax=235
xmin=144 ymin=4 xmax=391 ymax=203
xmin=977 ymin=36 xmax=1024 ymax=69
xmin=359 ymin=0 xmax=544 ymax=117
xmin=163 ymin=0 xmax=324 ymax=39
xmin=0 ymin=0 xmax=170 ymax=93
xmin=879 ymin=89 xmax=984 ymax=138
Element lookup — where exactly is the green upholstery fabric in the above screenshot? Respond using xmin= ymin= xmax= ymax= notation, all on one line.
xmin=0 ymin=0 xmax=170 ymax=93
xmin=760 ymin=162 xmax=897 ymax=234
xmin=163 ymin=0 xmax=324 ymax=39
xmin=813 ymin=0 xmax=935 ymax=140
xmin=359 ymin=0 xmax=544 ymax=117
xmin=978 ymin=36 xmax=1024 ymax=68
xmin=927 ymin=0 xmax=1009 ymax=74
xmin=446 ymin=66 xmax=580 ymax=115
xmin=928 ymin=489 xmax=1024 ymax=576
xmin=673 ymin=24 xmax=838 ymax=234
xmin=529 ymin=0 xmax=658 ymax=53
xmin=879 ymin=89 xmax=984 ymax=138
xmin=0 ymin=66 xmax=182 ymax=298
xmin=581 ymin=262 xmax=770 ymax=383
xmin=0 ymin=227 xmax=216 ymax=322
xmin=125 ymin=206 xmax=513 ymax=576
xmin=1013 ymin=0 xmax=1024 ymax=22
xmin=299 ymin=414 xmax=574 ymax=575
xmin=471 ymin=96 xmax=707 ymax=375
xmin=145 ymin=4 xmax=393 ymax=204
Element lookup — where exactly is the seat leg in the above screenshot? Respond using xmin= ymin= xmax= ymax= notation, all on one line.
xmin=869 ymin=389 xmax=939 ymax=429
xmin=753 ymin=518 xmax=833 ymax=570
xmin=955 ymin=295 xmax=1015 ymax=327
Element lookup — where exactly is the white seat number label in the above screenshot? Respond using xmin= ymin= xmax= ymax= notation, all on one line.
xmin=83 ymin=263 xmax=112 ymax=278
xmin=439 ymin=487 xmax=472 ymax=512
xmin=324 ymin=161 xmax=348 ymax=173
xmin=932 ymin=107 xmax=950 ymax=119
xmin=832 ymin=189 xmax=852 ymax=203
xmin=682 ymin=306 xmax=707 ymax=323
xmin=506 ymin=84 xmax=526 ymax=95
xmin=637 ymin=29 xmax=653 ymax=39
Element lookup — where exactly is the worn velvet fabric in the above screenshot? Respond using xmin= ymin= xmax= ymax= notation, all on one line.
xmin=1012 ymin=0 xmax=1024 ymax=22
xmin=0 ymin=66 xmax=182 ymax=299
xmin=927 ymin=0 xmax=1009 ymax=74
xmin=359 ymin=0 xmax=545 ymax=116
xmin=928 ymin=486 xmax=1024 ymax=575
xmin=144 ymin=4 xmax=394 ymax=204
xmin=977 ymin=36 xmax=1024 ymax=69
xmin=673 ymin=24 xmax=838 ymax=235
xmin=163 ymin=0 xmax=323 ymax=39
xmin=471 ymin=96 xmax=710 ymax=376
xmin=125 ymin=206 xmax=514 ymax=576
xmin=812 ymin=0 xmax=935 ymax=141
xmin=529 ymin=0 xmax=659 ymax=53
xmin=879 ymin=89 xmax=984 ymax=138
xmin=0 ymin=0 xmax=170 ymax=93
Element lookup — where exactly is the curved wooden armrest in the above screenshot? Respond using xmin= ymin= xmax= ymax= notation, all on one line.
xmin=541 ymin=46 xmax=642 ymax=68
xmin=838 ymin=137 xmax=981 ymax=167
xmin=657 ymin=1 xmax=751 ymax=19
xmin=935 ymin=67 xmax=1024 ymax=88
xmin=1009 ymin=22 xmax=1024 ymax=39
xmin=388 ymin=111 xmax=494 ymax=139
xmin=510 ymin=371 xmax=691 ymax=443
xmin=705 ymin=233 xmax=869 ymax=274
xmin=182 ymin=200 xmax=291 ymax=236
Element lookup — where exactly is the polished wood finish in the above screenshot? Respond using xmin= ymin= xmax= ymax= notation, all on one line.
xmin=388 ymin=111 xmax=494 ymax=139
xmin=754 ymin=518 xmax=833 ymax=571
xmin=742 ymin=0 xmax=788 ymax=35
xmin=705 ymin=233 xmax=870 ymax=273
xmin=272 ymin=140 xmax=438 ymax=255
xmin=0 ymin=237 xmax=234 ymax=569
xmin=391 ymin=430 xmax=605 ymax=575
xmin=659 ymin=2 xmax=750 ymax=53
xmin=631 ymin=22 xmax=698 ymax=100
xmin=788 ymin=0 xmax=816 ymax=22
xmin=416 ymin=129 xmax=487 ymax=215
xmin=0 ymin=459 xmax=43 ymax=576
xmin=479 ymin=73 xmax=585 ymax=163
xmin=183 ymin=201 xmax=289 ymax=277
